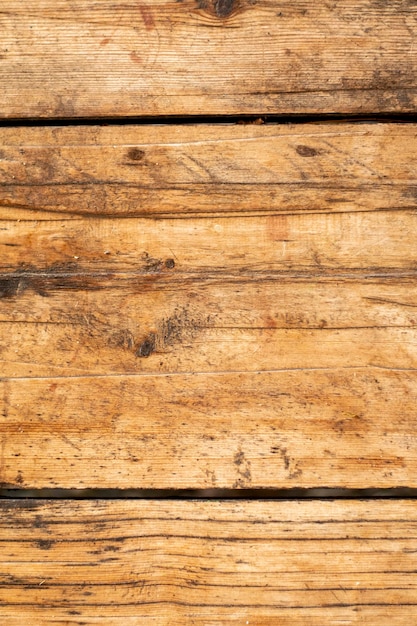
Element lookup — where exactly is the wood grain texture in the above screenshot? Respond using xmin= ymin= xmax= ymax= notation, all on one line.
xmin=0 ymin=1 xmax=417 ymax=118
xmin=0 ymin=499 xmax=417 ymax=624
xmin=3 ymin=369 xmax=417 ymax=488
xmin=0 ymin=123 xmax=417 ymax=489
xmin=0 ymin=123 xmax=416 ymax=219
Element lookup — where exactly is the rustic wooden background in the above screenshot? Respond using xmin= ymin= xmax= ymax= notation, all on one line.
xmin=0 ymin=0 xmax=416 ymax=623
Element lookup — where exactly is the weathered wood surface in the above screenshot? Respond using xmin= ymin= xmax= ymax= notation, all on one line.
xmin=0 ymin=123 xmax=416 ymax=489
xmin=0 ymin=499 xmax=416 ymax=624
xmin=0 ymin=124 xmax=416 ymax=218
xmin=1 ymin=1 xmax=417 ymax=118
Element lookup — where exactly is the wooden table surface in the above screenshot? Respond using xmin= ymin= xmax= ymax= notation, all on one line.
xmin=0 ymin=1 xmax=416 ymax=623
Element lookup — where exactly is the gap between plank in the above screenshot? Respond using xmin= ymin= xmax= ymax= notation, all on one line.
xmin=1 ymin=488 xmax=417 ymax=500
xmin=1 ymin=113 xmax=417 ymax=128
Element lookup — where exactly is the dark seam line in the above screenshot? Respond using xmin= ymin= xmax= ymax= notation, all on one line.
xmin=1 ymin=488 xmax=417 ymax=501
xmin=0 ymin=113 xmax=417 ymax=128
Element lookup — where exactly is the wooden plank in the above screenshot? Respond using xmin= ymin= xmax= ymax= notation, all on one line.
xmin=2 ymin=368 xmax=417 ymax=488
xmin=0 ymin=499 xmax=416 ymax=624
xmin=0 ymin=123 xmax=416 ymax=219
xmin=0 ymin=1 xmax=416 ymax=118
xmin=1 ymin=280 xmax=417 ymax=378
xmin=0 ymin=123 xmax=416 ymax=488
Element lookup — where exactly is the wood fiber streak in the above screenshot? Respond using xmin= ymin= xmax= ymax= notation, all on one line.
xmin=0 ymin=123 xmax=416 ymax=488
xmin=0 ymin=1 xmax=417 ymax=117
xmin=0 ymin=500 xmax=416 ymax=624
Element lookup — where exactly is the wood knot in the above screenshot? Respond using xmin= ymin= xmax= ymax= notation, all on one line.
xmin=196 ymin=0 xmax=251 ymax=21
xmin=126 ymin=147 xmax=145 ymax=161
xmin=296 ymin=145 xmax=319 ymax=157
xmin=136 ymin=333 xmax=156 ymax=358
xmin=213 ymin=0 xmax=235 ymax=18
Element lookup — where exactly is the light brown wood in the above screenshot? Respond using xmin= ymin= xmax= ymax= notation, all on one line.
xmin=3 ymin=4 xmax=415 ymax=621
xmin=1 ymin=281 xmax=417 ymax=377
xmin=2 ymin=368 xmax=417 ymax=488
xmin=0 ymin=123 xmax=416 ymax=218
xmin=0 ymin=123 xmax=416 ymax=489
xmin=0 ymin=499 xmax=416 ymax=624
xmin=0 ymin=1 xmax=416 ymax=118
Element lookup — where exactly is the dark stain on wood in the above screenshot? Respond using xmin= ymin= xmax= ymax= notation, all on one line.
xmin=234 ymin=450 xmax=245 ymax=466
xmin=0 ymin=499 xmax=43 ymax=512
xmin=139 ymin=5 xmax=155 ymax=30
xmin=0 ymin=264 xmax=93 ymax=297
xmin=233 ymin=448 xmax=252 ymax=488
xmin=134 ymin=306 xmax=208 ymax=358
xmin=141 ymin=252 xmax=164 ymax=273
xmin=197 ymin=0 xmax=245 ymax=20
xmin=0 ymin=254 xmax=178 ymax=298
xmin=136 ymin=333 xmax=156 ymax=358
xmin=271 ymin=445 xmax=290 ymax=470
xmin=161 ymin=306 xmax=209 ymax=349
xmin=108 ymin=329 xmax=135 ymax=351
xmin=296 ymin=145 xmax=319 ymax=157
xmin=126 ymin=147 xmax=145 ymax=161
xmin=37 ymin=539 xmax=54 ymax=550
xmin=214 ymin=0 xmax=236 ymax=18
xmin=0 ymin=277 xmax=20 ymax=298
xmin=160 ymin=309 xmax=189 ymax=348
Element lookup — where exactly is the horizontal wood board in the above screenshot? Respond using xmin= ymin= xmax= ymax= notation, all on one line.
xmin=0 ymin=123 xmax=416 ymax=489
xmin=0 ymin=499 xmax=417 ymax=624
xmin=0 ymin=123 xmax=416 ymax=219
xmin=1 ymin=1 xmax=417 ymax=118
